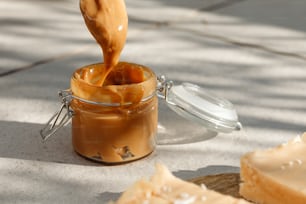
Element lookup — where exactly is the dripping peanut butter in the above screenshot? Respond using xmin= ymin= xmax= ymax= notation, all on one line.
xmin=67 ymin=0 xmax=158 ymax=163
xmin=80 ymin=0 xmax=128 ymax=85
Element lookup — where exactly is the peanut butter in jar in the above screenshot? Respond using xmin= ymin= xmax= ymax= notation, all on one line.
xmin=70 ymin=62 xmax=158 ymax=163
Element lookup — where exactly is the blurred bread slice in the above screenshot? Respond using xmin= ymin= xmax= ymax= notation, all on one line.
xmin=113 ymin=164 xmax=251 ymax=204
xmin=240 ymin=133 xmax=306 ymax=204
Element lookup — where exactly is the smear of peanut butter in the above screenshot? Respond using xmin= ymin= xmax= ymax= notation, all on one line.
xmin=80 ymin=0 xmax=128 ymax=86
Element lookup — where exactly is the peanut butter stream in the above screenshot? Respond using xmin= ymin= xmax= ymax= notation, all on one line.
xmin=80 ymin=0 xmax=128 ymax=86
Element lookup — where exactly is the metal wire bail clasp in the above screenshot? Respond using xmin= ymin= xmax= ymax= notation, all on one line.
xmin=157 ymin=75 xmax=173 ymax=102
xmin=40 ymin=90 xmax=74 ymax=141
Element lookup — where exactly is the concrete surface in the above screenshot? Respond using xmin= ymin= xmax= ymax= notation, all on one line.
xmin=1 ymin=0 xmax=306 ymax=203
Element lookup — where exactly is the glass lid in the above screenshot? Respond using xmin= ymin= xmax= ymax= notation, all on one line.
xmin=164 ymin=82 xmax=241 ymax=133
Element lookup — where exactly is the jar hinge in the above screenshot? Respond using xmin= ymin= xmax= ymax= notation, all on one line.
xmin=40 ymin=90 xmax=74 ymax=141
xmin=157 ymin=75 xmax=176 ymax=106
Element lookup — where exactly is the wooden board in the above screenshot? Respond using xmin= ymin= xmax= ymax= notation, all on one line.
xmin=189 ymin=173 xmax=242 ymax=198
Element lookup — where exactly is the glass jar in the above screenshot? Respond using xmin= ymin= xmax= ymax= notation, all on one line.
xmin=71 ymin=63 xmax=157 ymax=163
xmin=42 ymin=62 xmax=158 ymax=163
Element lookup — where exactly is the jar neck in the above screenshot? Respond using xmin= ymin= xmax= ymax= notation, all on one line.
xmin=70 ymin=91 xmax=156 ymax=107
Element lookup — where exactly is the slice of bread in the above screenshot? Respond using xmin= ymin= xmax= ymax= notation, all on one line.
xmin=240 ymin=134 xmax=306 ymax=204
xmin=113 ymin=164 xmax=251 ymax=204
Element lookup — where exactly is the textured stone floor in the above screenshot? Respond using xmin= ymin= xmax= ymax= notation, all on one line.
xmin=1 ymin=0 xmax=306 ymax=203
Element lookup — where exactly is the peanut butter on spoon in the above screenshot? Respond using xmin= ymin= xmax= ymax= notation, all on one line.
xmin=80 ymin=0 xmax=128 ymax=86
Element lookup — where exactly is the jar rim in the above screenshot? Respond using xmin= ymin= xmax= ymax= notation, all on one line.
xmin=70 ymin=62 xmax=157 ymax=105
xmin=72 ymin=62 xmax=156 ymax=88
